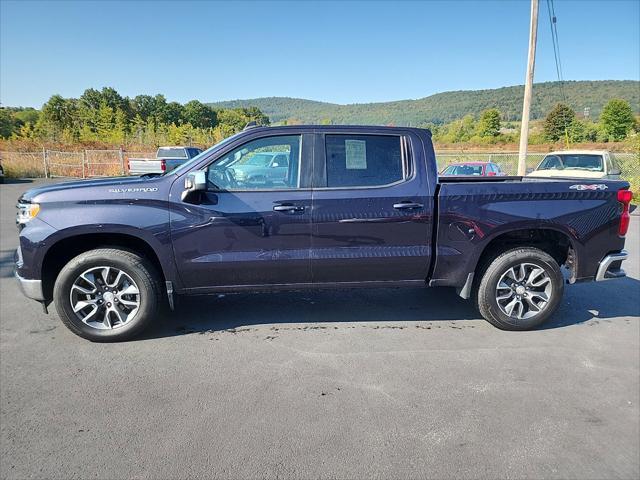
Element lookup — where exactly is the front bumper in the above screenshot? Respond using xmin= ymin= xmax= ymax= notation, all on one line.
xmin=15 ymin=271 xmax=45 ymax=301
xmin=595 ymin=250 xmax=628 ymax=281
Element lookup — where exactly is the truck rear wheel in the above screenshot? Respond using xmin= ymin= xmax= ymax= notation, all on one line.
xmin=475 ymin=247 xmax=564 ymax=330
xmin=53 ymin=248 xmax=162 ymax=342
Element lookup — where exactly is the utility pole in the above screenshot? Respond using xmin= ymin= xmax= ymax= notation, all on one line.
xmin=518 ymin=0 xmax=539 ymax=176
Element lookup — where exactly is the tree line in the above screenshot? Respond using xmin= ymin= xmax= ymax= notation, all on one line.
xmin=1 ymin=90 xmax=637 ymax=147
xmin=426 ymin=98 xmax=638 ymax=145
xmin=0 ymin=87 xmax=270 ymax=146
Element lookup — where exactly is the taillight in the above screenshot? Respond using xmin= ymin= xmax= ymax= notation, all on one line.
xmin=617 ymin=189 xmax=633 ymax=237
xmin=160 ymin=160 xmax=166 ymax=172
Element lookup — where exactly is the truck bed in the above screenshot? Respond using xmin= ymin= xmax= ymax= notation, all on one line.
xmin=432 ymin=175 xmax=628 ymax=289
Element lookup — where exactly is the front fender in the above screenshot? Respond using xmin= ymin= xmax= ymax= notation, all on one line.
xmin=19 ymin=222 xmax=180 ymax=290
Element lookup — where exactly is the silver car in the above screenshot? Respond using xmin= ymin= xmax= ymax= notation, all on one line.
xmin=231 ymin=151 xmax=290 ymax=186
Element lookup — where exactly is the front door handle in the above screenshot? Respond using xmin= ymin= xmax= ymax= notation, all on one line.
xmin=393 ymin=202 xmax=424 ymax=210
xmin=273 ymin=204 xmax=305 ymax=213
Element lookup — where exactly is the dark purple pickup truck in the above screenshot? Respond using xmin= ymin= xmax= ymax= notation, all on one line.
xmin=15 ymin=125 xmax=632 ymax=341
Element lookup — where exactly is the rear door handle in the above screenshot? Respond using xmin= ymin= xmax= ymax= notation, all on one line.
xmin=393 ymin=202 xmax=424 ymax=210
xmin=273 ymin=204 xmax=305 ymax=213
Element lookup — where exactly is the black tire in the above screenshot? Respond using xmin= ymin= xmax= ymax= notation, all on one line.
xmin=53 ymin=248 xmax=162 ymax=342
xmin=475 ymin=247 xmax=564 ymax=331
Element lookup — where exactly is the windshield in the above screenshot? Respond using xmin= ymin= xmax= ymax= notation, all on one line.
xmin=443 ymin=164 xmax=484 ymax=175
xmin=538 ymin=154 xmax=604 ymax=172
xmin=168 ymin=132 xmax=245 ymax=177
xmin=157 ymin=147 xmax=188 ymax=159
xmin=244 ymin=153 xmax=274 ymax=166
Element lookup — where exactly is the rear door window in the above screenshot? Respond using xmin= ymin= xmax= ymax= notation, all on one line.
xmin=324 ymin=135 xmax=404 ymax=188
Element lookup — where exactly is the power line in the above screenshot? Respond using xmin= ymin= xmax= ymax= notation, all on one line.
xmin=550 ymin=0 xmax=565 ymax=84
xmin=546 ymin=0 xmax=571 ymax=146
xmin=546 ymin=0 xmax=566 ymax=103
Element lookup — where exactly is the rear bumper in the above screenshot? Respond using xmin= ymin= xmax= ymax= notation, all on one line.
xmin=15 ymin=271 xmax=45 ymax=301
xmin=595 ymin=250 xmax=628 ymax=281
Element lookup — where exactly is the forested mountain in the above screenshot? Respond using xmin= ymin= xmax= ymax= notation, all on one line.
xmin=208 ymin=80 xmax=640 ymax=126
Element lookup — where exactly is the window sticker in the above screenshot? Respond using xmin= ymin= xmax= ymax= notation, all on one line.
xmin=345 ymin=140 xmax=367 ymax=169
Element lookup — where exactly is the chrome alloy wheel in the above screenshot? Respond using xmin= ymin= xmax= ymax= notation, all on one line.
xmin=495 ymin=263 xmax=552 ymax=320
xmin=69 ymin=266 xmax=140 ymax=329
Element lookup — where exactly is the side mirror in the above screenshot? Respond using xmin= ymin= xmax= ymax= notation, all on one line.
xmin=610 ymin=168 xmax=621 ymax=176
xmin=181 ymin=171 xmax=206 ymax=201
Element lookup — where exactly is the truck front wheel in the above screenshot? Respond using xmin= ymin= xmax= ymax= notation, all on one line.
xmin=475 ymin=247 xmax=564 ymax=330
xmin=53 ymin=248 xmax=162 ymax=342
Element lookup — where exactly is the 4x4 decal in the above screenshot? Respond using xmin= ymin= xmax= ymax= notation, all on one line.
xmin=569 ymin=184 xmax=608 ymax=191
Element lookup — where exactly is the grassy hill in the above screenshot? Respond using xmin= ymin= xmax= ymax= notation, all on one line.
xmin=208 ymin=80 xmax=640 ymax=126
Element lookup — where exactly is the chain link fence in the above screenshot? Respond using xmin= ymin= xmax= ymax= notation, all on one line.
xmin=437 ymin=152 xmax=546 ymax=175
xmin=1 ymin=148 xmax=638 ymax=193
xmin=611 ymin=153 xmax=640 ymax=195
xmin=84 ymin=149 xmax=124 ymax=177
xmin=1 ymin=149 xmax=155 ymax=179
xmin=46 ymin=150 xmax=84 ymax=178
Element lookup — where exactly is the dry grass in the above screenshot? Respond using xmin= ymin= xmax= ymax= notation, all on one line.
xmin=1 ymin=151 xmax=47 ymax=178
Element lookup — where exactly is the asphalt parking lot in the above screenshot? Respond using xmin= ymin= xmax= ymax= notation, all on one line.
xmin=1 ymin=178 xmax=639 ymax=479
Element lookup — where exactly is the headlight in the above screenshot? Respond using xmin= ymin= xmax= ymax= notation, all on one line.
xmin=16 ymin=202 xmax=40 ymax=226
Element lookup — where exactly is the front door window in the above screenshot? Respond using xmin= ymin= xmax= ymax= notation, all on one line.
xmin=206 ymin=135 xmax=301 ymax=190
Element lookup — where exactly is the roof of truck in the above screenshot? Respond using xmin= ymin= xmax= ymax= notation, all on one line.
xmin=248 ymin=125 xmax=433 ymax=136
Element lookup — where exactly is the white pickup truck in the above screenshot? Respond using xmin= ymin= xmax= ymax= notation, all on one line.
xmin=127 ymin=146 xmax=203 ymax=175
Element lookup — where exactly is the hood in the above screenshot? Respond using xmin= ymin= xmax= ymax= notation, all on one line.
xmin=19 ymin=175 xmax=165 ymax=203
xmin=528 ymin=169 xmax=605 ymax=179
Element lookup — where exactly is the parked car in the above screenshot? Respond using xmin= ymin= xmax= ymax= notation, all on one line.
xmin=127 ymin=146 xmax=203 ymax=175
xmin=440 ymin=162 xmax=505 ymax=176
xmin=229 ymin=150 xmax=290 ymax=186
xmin=0 ymin=161 xmax=4 ymax=183
xmin=15 ymin=125 xmax=632 ymax=341
xmin=528 ymin=150 xmax=622 ymax=179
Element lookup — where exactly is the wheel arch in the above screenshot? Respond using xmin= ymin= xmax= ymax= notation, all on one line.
xmin=474 ymin=226 xmax=578 ymax=285
xmin=41 ymin=231 xmax=169 ymax=301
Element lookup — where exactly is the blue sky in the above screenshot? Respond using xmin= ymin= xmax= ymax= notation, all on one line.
xmin=1 ymin=0 xmax=638 ymax=107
